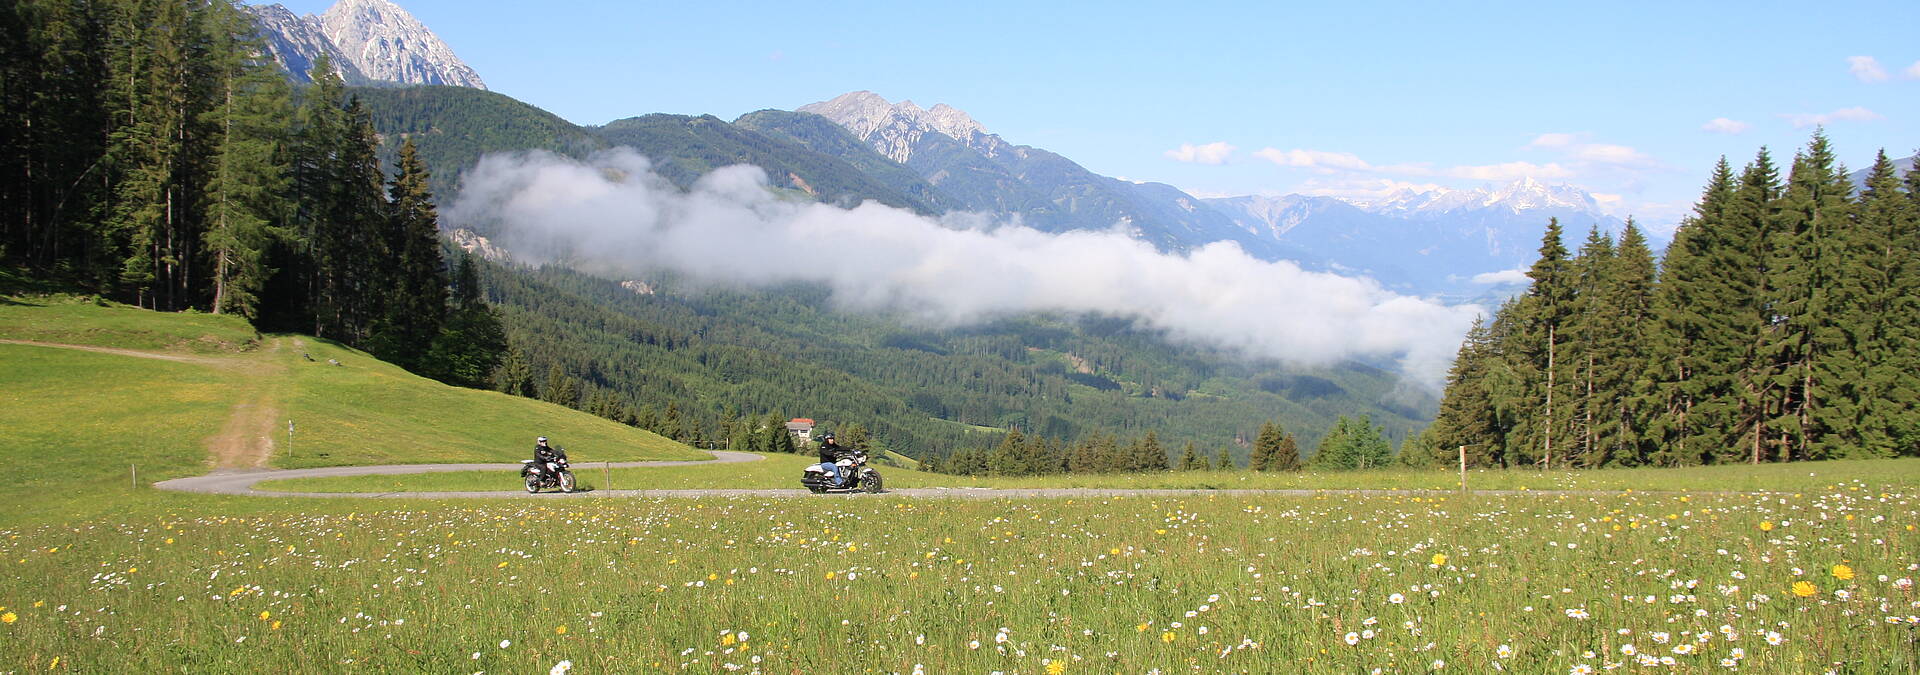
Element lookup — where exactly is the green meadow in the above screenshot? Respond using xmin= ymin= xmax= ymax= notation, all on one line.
xmin=3 ymin=297 xmax=1918 ymax=673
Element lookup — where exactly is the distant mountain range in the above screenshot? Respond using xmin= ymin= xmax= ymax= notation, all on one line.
xmin=247 ymin=0 xmax=484 ymax=88
xmin=254 ymin=1 xmax=1640 ymax=300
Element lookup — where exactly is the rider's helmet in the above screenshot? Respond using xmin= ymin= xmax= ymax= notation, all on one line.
xmin=537 ymin=436 xmax=548 ymax=443
xmin=819 ymin=433 xmax=835 ymax=442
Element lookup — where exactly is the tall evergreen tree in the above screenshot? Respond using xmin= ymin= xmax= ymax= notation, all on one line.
xmin=1249 ymin=422 xmax=1280 ymax=471
xmin=1764 ymin=133 xmax=1853 ymax=460
xmin=1508 ymin=219 xmax=1574 ymax=468
xmin=366 ymin=138 xmax=447 ymax=369
xmin=1214 ymin=446 xmax=1234 ymax=471
xmin=196 ymin=5 xmax=291 ymax=320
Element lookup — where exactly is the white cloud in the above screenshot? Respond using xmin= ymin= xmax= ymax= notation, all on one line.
xmin=1470 ymin=269 xmax=1530 ymax=285
xmin=1290 ymin=177 xmax=1446 ymax=201
xmin=1445 ymin=161 xmax=1573 ymax=181
xmin=448 ymin=149 xmax=1483 ymax=386
xmin=1164 ymin=142 xmax=1236 ymax=165
xmin=1849 ymin=56 xmax=1889 ymax=82
xmin=1571 ymin=143 xmax=1653 ymax=165
xmin=1701 ymin=117 xmax=1750 ymax=134
xmin=1781 ymin=106 xmax=1883 ymax=128
xmin=1527 ymin=133 xmax=1578 ymax=149
xmin=1254 ymin=148 xmax=1377 ymax=172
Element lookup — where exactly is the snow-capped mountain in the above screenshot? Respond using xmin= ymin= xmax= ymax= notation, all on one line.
xmin=793 ymin=91 xmax=1307 ymax=261
xmin=1354 ymin=178 xmax=1604 ymax=220
xmin=247 ymin=0 xmax=485 ymax=89
xmin=1206 ymin=180 xmax=1636 ymax=300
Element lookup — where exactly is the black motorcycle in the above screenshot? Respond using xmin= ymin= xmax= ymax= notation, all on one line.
xmin=801 ymin=449 xmax=884 ymax=494
xmin=521 ymin=450 xmax=576 ymax=493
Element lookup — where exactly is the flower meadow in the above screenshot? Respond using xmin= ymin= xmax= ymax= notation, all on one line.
xmin=0 ymin=487 xmax=1915 ymax=673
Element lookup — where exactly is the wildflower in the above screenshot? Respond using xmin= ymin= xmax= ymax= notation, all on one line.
xmin=968 ymin=640 xmax=981 ymax=650
xmin=1162 ymin=631 xmax=1176 ymax=643
xmin=1344 ymin=632 xmax=1360 ymax=646
xmin=1759 ymin=521 xmax=1774 ymax=532
xmin=1046 ymin=661 xmax=1066 ymax=675
xmin=1 ymin=612 xmax=14 ymax=624
xmin=259 ymin=611 xmax=270 ymax=621
xmin=500 ymin=640 xmax=512 ymax=649
xmin=1496 ymin=644 xmax=1513 ymax=659
xmin=1388 ymin=593 xmax=1406 ymax=604
xmin=1431 ymin=659 xmax=1445 ymax=670
xmin=549 ymin=660 xmax=572 ymax=675
xmin=1430 ymin=553 xmax=1447 ymax=566
xmin=1791 ymin=581 xmax=1816 ymax=598
xmin=1763 ymin=632 xmax=1783 ymax=646
xmin=1830 ymin=564 xmax=1854 ymax=581
xmin=1621 ymin=644 xmax=1636 ymax=656
xmin=1570 ymin=665 xmax=1594 ymax=675
xmin=555 ymin=625 xmax=567 ymax=635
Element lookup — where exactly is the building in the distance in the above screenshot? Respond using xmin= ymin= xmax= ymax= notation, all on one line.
xmin=785 ymin=418 xmax=815 ymax=443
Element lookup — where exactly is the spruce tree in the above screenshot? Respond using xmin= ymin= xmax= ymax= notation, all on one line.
xmin=196 ymin=2 xmax=291 ymax=319
xmin=1178 ymin=441 xmax=1201 ymax=470
xmin=367 ymin=138 xmax=447 ymax=370
xmin=1214 ymin=446 xmax=1235 ymax=471
xmin=1249 ymin=422 xmax=1280 ymax=471
xmin=1271 ymin=431 xmax=1301 ymax=471
xmin=1764 ymin=133 xmax=1852 ymax=460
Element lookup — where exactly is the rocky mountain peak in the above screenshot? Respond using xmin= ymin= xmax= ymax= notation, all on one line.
xmin=247 ymin=0 xmax=484 ymax=89
xmin=320 ymin=0 xmax=485 ymax=89
xmin=798 ymin=91 xmax=1002 ymax=163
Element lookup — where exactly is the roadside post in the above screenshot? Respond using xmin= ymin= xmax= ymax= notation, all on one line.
xmin=288 ymin=419 xmax=295 ymax=461
xmin=1459 ymin=445 xmax=1467 ymax=494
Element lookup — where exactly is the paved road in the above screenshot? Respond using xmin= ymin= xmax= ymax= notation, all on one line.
xmin=153 ymin=451 xmax=1699 ymax=500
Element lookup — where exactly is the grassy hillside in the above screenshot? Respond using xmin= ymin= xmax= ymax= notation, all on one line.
xmin=0 ymin=294 xmax=701 ymax=516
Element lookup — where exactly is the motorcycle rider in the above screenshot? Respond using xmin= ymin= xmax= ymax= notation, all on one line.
xmin=531 ymin=436 xmax=564 ymax=478
xmin=816 ymin=433 xmax=847 ymax=487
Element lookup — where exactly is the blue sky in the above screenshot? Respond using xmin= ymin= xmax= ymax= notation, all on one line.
xmin=284 ymin=0 xmax=1918 ymax=229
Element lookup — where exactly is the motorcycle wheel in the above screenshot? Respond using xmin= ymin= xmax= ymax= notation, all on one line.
xmin=558 ymin=470 xmax=575 ymax=493
xmin=806 ymin=484 xmax=827 ymax=494
xmin=524 ymin=475 xmax=541 ymax=494
xmin=863 ymin=473 xmax=884 ymax=494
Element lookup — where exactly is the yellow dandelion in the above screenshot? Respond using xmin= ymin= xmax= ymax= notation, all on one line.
xmin=555 ymin=625 xmax=567 ymax=635
xmin=1760 ymin=521 xmax=1775 ymax=532
xmin=32 ymin=601 xmax=42 ymax=608
xmin=825 ymin=572 xmax=836 ymax=579
xmin=497 ymin=561 xmax=509 ymax=568
xmin=271 ymin=621 xmax=281 ymax=630
xmin=2 ymin=612 xmax=16 ymax=624
xmin=48 ymin=656 xmax=58 ymax=669
xmin=1136 ymin=623 xmax=1149 ymax=632
xmin=1047 ymin=660 xmax=1066 ymax=675
xmin=259 ymin=610 xmax=271 ymax=621
xmin=1831 ymin=564 xmax=1855 ymax=581
xmin=722 ymin=633 xmax=737 ymax=646
xmin=1162 ymin=631 xmax=1176 ymax=643
xmin=1791 ymin=581 xmax=1817 ymax=597
xmin=1430 ymin=553 xmax=1447 ymax=566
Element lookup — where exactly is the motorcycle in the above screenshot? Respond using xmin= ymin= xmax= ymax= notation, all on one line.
xmin=801 ymin=449 xmax=884 ymax=494
xmin=521 ymin=450 xmax=576 ymax=493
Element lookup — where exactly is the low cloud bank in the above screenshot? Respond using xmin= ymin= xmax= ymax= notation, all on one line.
xmin=447 ymin=149 xmax=1482 ymax=385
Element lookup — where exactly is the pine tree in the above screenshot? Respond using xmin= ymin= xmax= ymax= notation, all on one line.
xmin=1178 ymin=441 xmax=1201 ymax=470
xmin=1135 ymin=431 xmax=1168 ymax=471
xmin=1214 ymin=446 xmax=1234 ymax=471
xmin=196 ymin=1 xmax=291 ymax=319
xmin=1595 ymin=221 xmax=1657 ymax=465
xmin=1270 ymin=431 xmax=1301 ymax=471
xmin=1563 ymin=226 xmax=1615 ymax=467
xmin=1511 ymin=218 xmax=1575 ymax=468
xmin=1426 ymin=316 xmax=1502 ymax=466
xmin=1826 ymin=151 xmax=1915 ymax=457
xmin=1764 ymin=133 xmax=1853 ymax=460
xmin=987 ymin=429 xmax=1028 ymax=476
xmin=366 ymin=138 xmax=447 ymax=370
xmin=1249 ymin=422 xmax=1280 ymax=471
